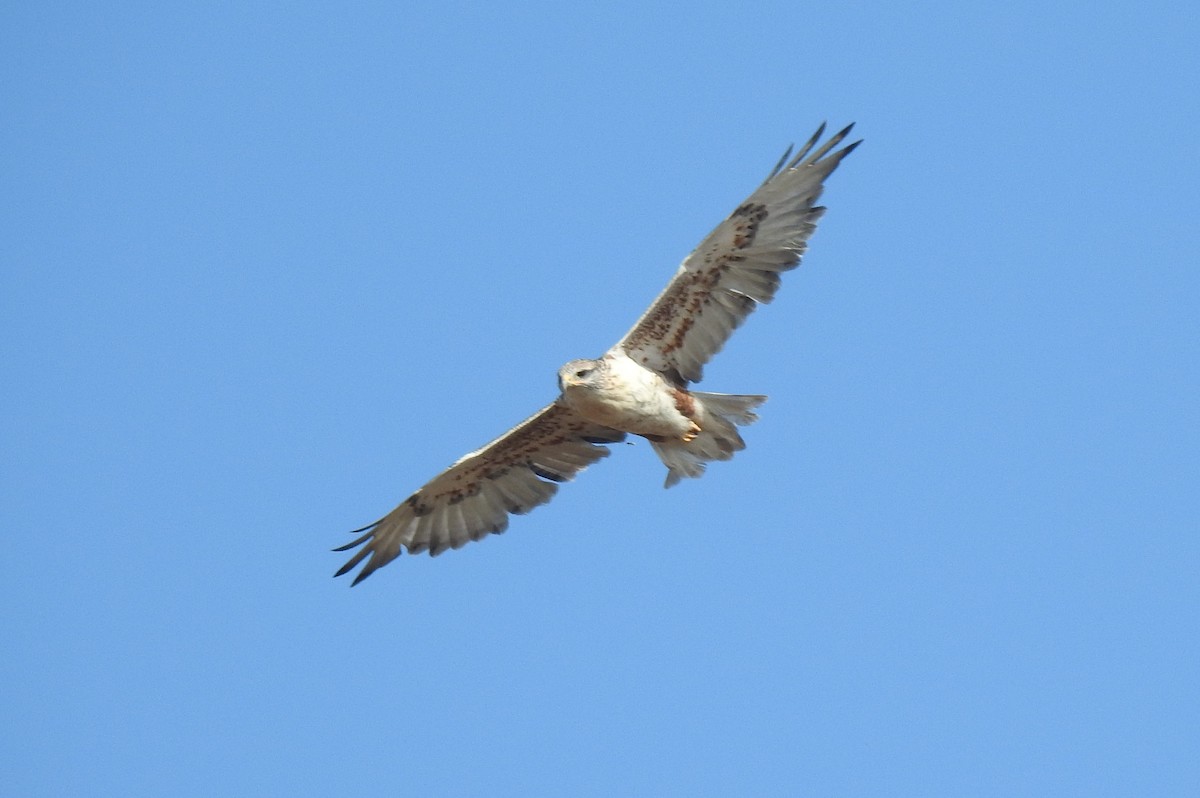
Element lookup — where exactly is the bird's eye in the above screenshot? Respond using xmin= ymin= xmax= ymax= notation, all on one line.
xmin=575 ymin=368 xmax=590 ymax=378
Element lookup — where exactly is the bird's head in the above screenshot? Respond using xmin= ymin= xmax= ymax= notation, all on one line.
xmin=557 ymin=358 xmax=603 ymax=393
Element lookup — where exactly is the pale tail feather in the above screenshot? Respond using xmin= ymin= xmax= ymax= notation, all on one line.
xmin=650 ymin=393 xmax=767 ymax=488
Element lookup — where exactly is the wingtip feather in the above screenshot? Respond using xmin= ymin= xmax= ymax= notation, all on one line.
xmin=808 ymin=123 xmax=855 ymax=163
xmin=839 ymin=138 xmax=864 ymax=158
xmin=765 ymin=143 xmax=794 ymax=183
xmin=788 ymin=122 xmax=827 ymax=169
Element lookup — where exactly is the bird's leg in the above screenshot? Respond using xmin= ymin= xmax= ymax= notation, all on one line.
xmin=671 ymin=389 xmax=702 ymax=443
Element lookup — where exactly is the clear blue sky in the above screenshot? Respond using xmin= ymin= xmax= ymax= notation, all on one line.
xmin=3 ymin=1 xmax=1197 ymax=795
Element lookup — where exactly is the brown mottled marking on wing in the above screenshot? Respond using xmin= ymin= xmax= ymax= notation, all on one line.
xmin=730 ymin=202 xmax=769 ymax=248
xmin=334 ymin=402 xmax=625 ymax=585
xmin=406 ymin=494 xmax=434 ymax=515
xmin=631 ymin=205 xmax=765 ymax=364
xmin=616 ymin=123 xmax=860 ymax=385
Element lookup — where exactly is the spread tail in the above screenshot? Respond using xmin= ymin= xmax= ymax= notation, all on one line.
xmin=649 ymin=392 xmax=767 ymax=488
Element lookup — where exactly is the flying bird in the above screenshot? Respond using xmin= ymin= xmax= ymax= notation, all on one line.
xmin=335 ymin=123 xmax=860 ymax=584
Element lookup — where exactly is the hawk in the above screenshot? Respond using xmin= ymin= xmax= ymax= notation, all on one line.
xmin=335 ymin=123 xmax=860 ymax=584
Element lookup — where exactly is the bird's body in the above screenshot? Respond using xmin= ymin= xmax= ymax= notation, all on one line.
xmin=558 ymin=352 xmax=765 ymax=487
xmin=335 ymin=123 xmax=861 ymax=584
xmin=558 ymin=353 xmax=692 ymax=440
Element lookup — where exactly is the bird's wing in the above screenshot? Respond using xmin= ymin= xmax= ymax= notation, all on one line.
xmin=615 ymin=123 xmax=860 ymax=385
xmin=334 ymin=402 xmax=624 ymax=585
